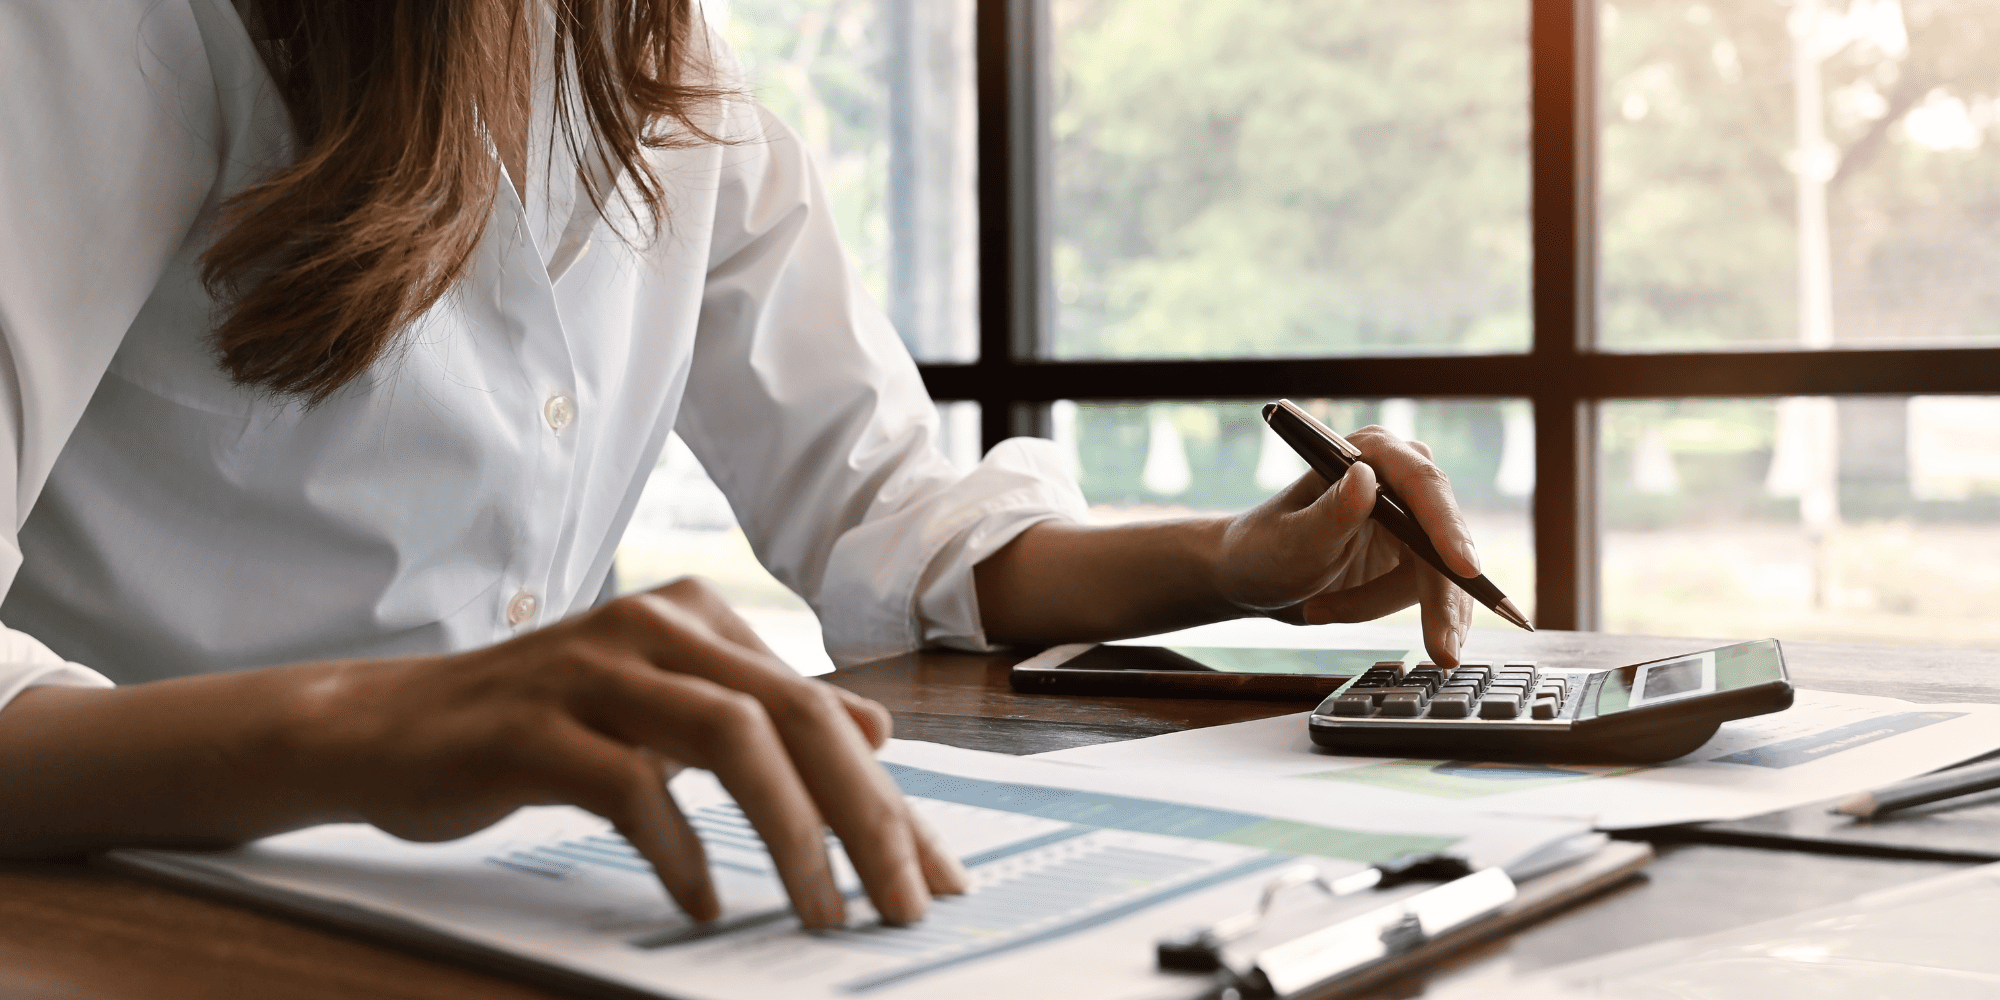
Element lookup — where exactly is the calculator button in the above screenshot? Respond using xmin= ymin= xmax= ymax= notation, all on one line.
xmin=1479 ymin=694 xmax=1524 ymax=719
xmin=1332 ymin=694 xmax=1374 ymax=717
xmin=1504 ymin=663 xmax=1538 ymax=672
xmin=1440 ymin=683 xmax=1480 ymax=700
xmin=1531 ymin=697 xmax=1563 ymax=720
xmin=1379 ymin=691 xmax=1428 ymax=717
xmin=1428 ymin=693 xmax=1474 ymax=718
xmin=1486 ymin=684 xmax=1528 ymax=701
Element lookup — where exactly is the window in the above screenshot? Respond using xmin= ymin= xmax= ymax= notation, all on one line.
xmin=636 ymin=0 xmax=2000 ymax=651
xmin=1047 ymin=3 xmax=1530 ymax=360
xmin=924 ymin=0 xmax=2000 ymax=647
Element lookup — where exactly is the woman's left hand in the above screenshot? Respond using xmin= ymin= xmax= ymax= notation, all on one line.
xmin=1211 ymin=426 xmax=1480 ymax=665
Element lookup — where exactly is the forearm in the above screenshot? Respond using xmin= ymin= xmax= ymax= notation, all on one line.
xmin=974 ymin=518 xmax=1250 ymax=645
xmin=0 ymin=665 xmax=352 ymax=857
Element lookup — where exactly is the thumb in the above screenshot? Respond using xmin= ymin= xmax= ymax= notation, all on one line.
xmin=1299 ymin=460 xmax=1378 ymax=539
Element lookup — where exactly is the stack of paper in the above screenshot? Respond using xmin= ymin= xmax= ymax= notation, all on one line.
xmin=112 ymin=742 xmax=1595 ymax=1000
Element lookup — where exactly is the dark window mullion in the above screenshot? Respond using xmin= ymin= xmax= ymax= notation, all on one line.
xmin=919 ymin=348 xmax=2000 ymax=403
xmin=1529 ymin=0 xmax=1598 ymax=630
xmin=974 ymin=0 xmax=1050 ymax=452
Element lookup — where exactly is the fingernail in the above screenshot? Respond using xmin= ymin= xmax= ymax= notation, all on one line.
xmin=885 ymin=867 xmax=932 ymax=925
xmin=911 ymin=811 xmax=971 ymax=895
xmin=938 ymin=850 xmax=971 ymax=895
xmin=686 ymin=885 xmax=721 ymax=923
xmin=802 ymin=888 xmax=847 ymax=930
xmin=1453 ymin=538 xmax=1481 ymax=574
xmin=1340 ymin=463 xmax=1374 ymax=500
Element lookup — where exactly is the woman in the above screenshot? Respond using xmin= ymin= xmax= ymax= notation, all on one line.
xmin=0 ymin=0 xmax=1482 ymax=930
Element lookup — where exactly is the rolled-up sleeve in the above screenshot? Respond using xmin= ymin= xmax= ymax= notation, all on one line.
xmin=0 ymin=639 xmax=113 ymax=713
xmin=675 ymin=103 xmax=1086 ymax=666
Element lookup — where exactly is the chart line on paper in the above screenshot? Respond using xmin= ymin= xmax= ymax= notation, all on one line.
xmin=1711 ymin=712 xmax=1968 ymax=768
xmin=881 ymin=762 xmax=1459 ymax=862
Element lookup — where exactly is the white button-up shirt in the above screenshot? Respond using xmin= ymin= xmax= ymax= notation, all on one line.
xmin=0 ymin=0 xmax=1083 ymax=707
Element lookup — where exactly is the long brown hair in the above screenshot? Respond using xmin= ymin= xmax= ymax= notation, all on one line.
xmin=202 ymin=0 xmax=731 ymax=404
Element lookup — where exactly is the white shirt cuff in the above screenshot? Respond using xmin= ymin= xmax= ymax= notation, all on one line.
xmin=0 ymin=628 xmax=114 ymax=716
xmin=818 ymin=437 xmax=1088 ymax=666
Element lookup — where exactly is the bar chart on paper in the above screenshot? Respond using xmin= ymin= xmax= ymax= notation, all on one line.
xmin=483 ymin=762 xmax=1460 ymax=993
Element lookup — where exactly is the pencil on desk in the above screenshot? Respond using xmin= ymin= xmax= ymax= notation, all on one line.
xmin=1831 ymin=758 xmax=2000 ymax=818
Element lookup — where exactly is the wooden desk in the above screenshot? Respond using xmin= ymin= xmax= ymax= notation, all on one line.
xmin=5 ymin=627 xmax=1996 ymax=999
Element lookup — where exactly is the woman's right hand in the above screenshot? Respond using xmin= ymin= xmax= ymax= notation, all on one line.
xmin=0 ymin=577 xmax=965 ymax=929
xmin=293 ymin=577 xmax=968 ymax=928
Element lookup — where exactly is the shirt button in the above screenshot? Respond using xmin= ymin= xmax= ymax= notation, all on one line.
xmin=506 ymin=591 xmax=539 ymax=626
xmin=543 ymin=395 xmax=575 ymax=433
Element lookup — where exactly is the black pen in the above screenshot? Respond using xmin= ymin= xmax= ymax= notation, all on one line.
xmin=1262 ymin=399 xmax=1533 ymax=632
xmin=1831 ymin=757 xmax=2000 ymax=819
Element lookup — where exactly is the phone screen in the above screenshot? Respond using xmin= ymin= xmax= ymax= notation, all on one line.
xmin=1069 ymin=645 xmax=1410 ymax=677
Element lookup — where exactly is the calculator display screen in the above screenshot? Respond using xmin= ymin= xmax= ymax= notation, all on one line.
xmin=1586 ymin=639 xmax=1784 ymax=718
xmin=1640 ymin=657 xmax=1704 ymax=700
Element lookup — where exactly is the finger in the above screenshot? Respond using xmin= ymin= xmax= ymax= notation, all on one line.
xmin=598 ymin=600 xmax=934 ymax=924
xmin=908 ymin=808 xmax=970 ymax=896
xmin=590 ymin=667 xmax=849 ymax=929
xmin=1300 ymin=457 xmax=1378 ymax=529
xmin=832 ymin=687 xmax=894 ymax=749
xmin=1345 ymin=427 xmax=1480 ymax=579
xmin=1269 ymin=468 xmax=1334 ymax=513
xmin=759 ymin=681 xmax=932 ymax=924
xmin=1416 ymin=559 xmax=1471 ymax=668
xmin=1299 ymin=558 xmax=1422 ymax=625
xmin=527 ymin=718 xmax=720 ymax=922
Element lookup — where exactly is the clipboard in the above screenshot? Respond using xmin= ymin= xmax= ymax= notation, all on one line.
xmin=1158 ymin=839 xmax=1654 ymax=999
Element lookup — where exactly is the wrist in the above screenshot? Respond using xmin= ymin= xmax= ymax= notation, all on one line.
xmin=256 ymin=661 xmax=374 ymax=827
xmin=1186 ymin=514 xmax=1255 ymax=620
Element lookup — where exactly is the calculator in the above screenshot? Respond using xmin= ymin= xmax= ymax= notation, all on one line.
xmin=1308 ymin=639 xmax=1794 ymax=763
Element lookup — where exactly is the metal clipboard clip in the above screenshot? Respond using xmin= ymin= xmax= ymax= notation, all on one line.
xmin=1156 ymin=853 xmax=1516 ymax=999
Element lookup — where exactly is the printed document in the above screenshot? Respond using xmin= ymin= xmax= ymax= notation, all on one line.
xmin=1035 ymin=689 xmax=2000 ymax=829
xmin=110 ymin=741 xmax=1589 ymax=1000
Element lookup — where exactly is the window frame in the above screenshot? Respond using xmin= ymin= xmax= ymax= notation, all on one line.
xmin=919 ymin=0 xmax=2000 ymax=631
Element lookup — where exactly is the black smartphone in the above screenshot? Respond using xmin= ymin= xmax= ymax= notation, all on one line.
xmin=1008 ymin=643 xmax=1408 ymax=701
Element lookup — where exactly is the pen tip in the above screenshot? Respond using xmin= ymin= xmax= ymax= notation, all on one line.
xmin=1831 ymin=792 xmax=1875 ymax=818
xmin=1496 ymin=599 xmax=1533 ymax=632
